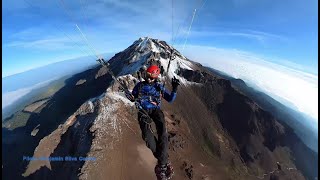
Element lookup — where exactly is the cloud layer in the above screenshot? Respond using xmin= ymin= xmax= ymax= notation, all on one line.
xmin=182 ymin=45 xmax=318 ymax=124
xmin=2 ymin=78 xmax=54 ymax=108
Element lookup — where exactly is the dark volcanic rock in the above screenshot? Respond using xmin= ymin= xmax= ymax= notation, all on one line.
xmin=206 ymin=66 xmax=318 ymax=180
xmin=168 ymin=131 xmax=186 ymax=151
xmin=178 ymin=62 xmax=313 ymax=179
xmin=181 ymin=161 xmax=194 ymax=180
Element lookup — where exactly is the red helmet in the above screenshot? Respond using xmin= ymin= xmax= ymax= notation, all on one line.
xmin=146 ymin=65 xmax=160 ymax=79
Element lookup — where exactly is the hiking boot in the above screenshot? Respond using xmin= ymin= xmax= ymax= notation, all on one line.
xmin=155 ymin=163 xmax=174 ymax=180
xmin=155 ymin=164 xmax=167 ymax=180
xmin=165 ymin=163 xmax=174 ymax=179
xmin=156 ymin=171 xmax=167 ymax=180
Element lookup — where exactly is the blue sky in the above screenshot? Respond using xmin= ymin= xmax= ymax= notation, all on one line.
xmin=2 ymin=0 xmax=318 ymax=77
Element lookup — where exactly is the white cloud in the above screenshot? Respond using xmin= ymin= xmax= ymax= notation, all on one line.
xmin=184 ymin=29 xmax=288 ymax=44
xmin=4 ymin=36 xmax=88 ymax=51
xmin=2 ymin=79 xmax=55 ymax=108
xmin=4 ymin=0 xmax=185 ymax=53
xmin=2 ymin=88 xmax=34 ymax=108
xmin=182 ymin=45 xmax=318 ymax=124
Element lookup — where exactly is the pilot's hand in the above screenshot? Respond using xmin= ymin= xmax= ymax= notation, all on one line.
xmin=125 ymin=92 xmax=135 ymax=102
xmin=171 ymin=76 xmax=180 ymax=92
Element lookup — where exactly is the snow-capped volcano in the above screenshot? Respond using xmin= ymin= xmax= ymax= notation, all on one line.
xmin=108 ymin=37 xmax=194 ymax=82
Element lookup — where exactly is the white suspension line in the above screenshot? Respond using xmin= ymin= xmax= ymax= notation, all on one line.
xmin=75 ymin=24 xmax=101 ymax=59
xmin=172 ymin=0 xmax=207 ymax=49
xmin=182 ymin=8 xmax=197 ymax=51
xmin=58 ymin=0 xmax=101 ymax=59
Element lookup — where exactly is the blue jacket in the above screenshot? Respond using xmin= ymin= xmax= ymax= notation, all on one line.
xmin=132 ymin=81 xmax=176 ymax=110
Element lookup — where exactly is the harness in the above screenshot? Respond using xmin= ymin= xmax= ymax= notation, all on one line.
xmin=137 ymin=81 xmax=163 ymax=107
xmin=136 ymin=81 xmax=164 ymax=134
xmin=138 ymin=108 xmax=155 ymax=134
xmin=96 ymin=58 xmax=157 ymax=134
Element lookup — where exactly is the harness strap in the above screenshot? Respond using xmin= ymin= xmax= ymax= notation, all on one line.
xmin=139 ymin=110 xmax=155 ymax=134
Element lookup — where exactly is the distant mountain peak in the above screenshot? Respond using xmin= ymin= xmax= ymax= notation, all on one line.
xmin=108 ymin=37 xmax=192 ymax=82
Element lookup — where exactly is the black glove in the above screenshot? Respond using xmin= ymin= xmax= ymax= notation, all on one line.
xmin=160 ymin=66 xmax=164 ymax=75
xmin=171 ymin=76 xmax=180 ymax=92
xmin=125 ymin=92 xmax=135 ymax=102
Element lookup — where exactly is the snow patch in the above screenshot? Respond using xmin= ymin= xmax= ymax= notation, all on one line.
xmin=91 ymin=97 xmax=122 ymax=149
xmin=159 ymin=55 xmax=198 ymax=86
xmin=150 ymin=41 xmax=160 ymax=53
xmin=130 ymin=54 xmax=139 ymax=63
xmin=118 ymin=73 xmax=138 ymax=82
xmin=106 ymin=91 xmax=135 ymax=107
xmin=88 ymin=101 xmax=94 ymax=111
xmin=178 ymin=77 xmax=202 ymax=86
xmin=120 ymin=53 xmax=148 ymax=75
xmin=178 ymin=58 xmax=194 ymax=70
xmin=138 ymin=37 xmax=149 ymax=51
xmin=157 ymin=41 xmax=167 ymax=51
xmin=89 ymin=92 xmax=106 ymax=102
